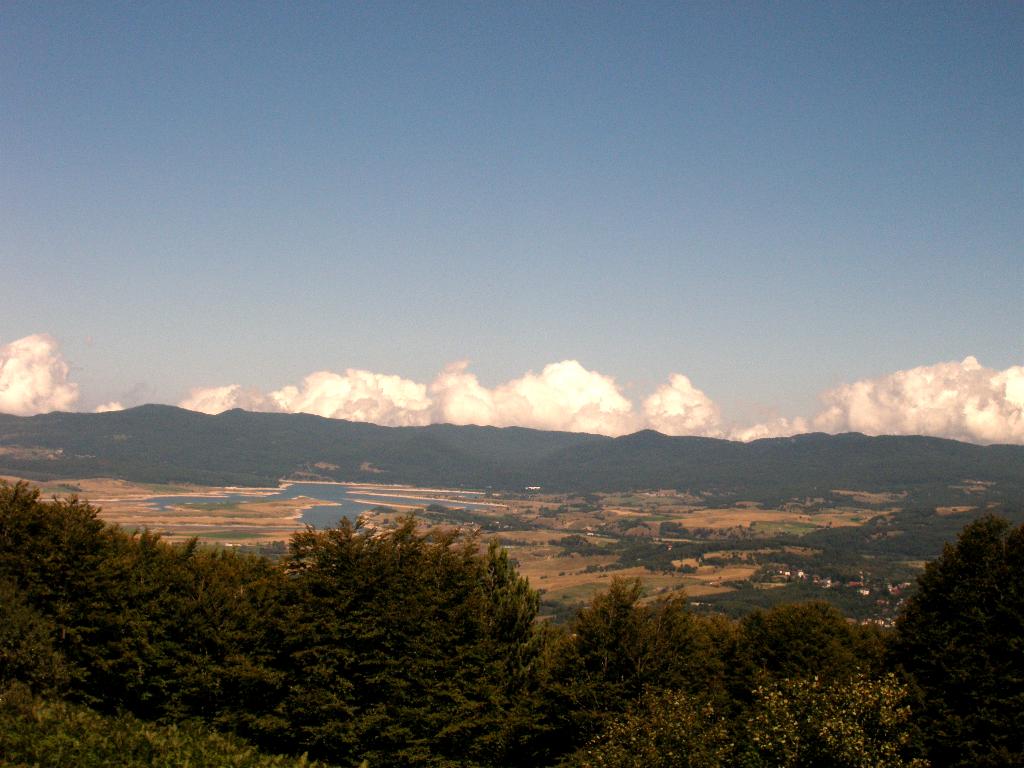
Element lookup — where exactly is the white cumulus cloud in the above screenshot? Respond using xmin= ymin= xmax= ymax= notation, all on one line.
xmin=0 ymin=334 xmax=79 ymax=416
xmin=432 ymin=360 xmax=639 ymax=435
xmin=813 ymin=357 xmax=1024 ymax=444
xmin=643 ymin=374 xmax=722 ymax=437
xmin=94 ymin=401 xmax=124 ymax=413
xmin=728 ymin=416 xmax=811 ymax=443
xmin=179 ymin=384 xmax=270 ymax=415
xmin=270 ymin=369 xmax=433 ymax=426
xmin=179 ymin=360 xmax=639 ymax=435
xmin=429 ymin=361 xmax=500 ymax=426
xmin=172 ymin=355 xmax=1024 ymax=444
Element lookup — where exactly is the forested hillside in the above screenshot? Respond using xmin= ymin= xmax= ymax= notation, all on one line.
xmin=1 ymin=406 xmax=1022 ymax=503
xmin=2 ymin=481 xmax=1021 ymax=767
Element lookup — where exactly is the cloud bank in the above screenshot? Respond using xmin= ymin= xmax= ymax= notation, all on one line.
xmin=183 ymin=360 xmax=641 ymax=435
xmin=813 ymin=356 xmax=1024 ymax=444
xmin=181 ymin=356 xmax=1024 ymax=445
xmin=179 ymin=384 xmax=271 ymax=415
xmin=431 ymin=360 xmax=638 ymax=435
xmin=0 ymin=334 xmax=79 ymax=416
xmin=643 ymin=374 xmax=722 ymax=437
xmin=270 ymin=370 xmax=432 ymax=427
xmin=1 ymin=334 xmax=1020 ymax=444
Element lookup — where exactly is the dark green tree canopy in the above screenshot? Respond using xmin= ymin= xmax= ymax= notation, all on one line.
xmin=735 ymin=601 xmax=885 ymax=686
xmin=893 ymin=515 xmax=1024 ymax=767
xmin=13 ymin=481 xmax=1018 ymax=768
xmin=276 ymin=516 xmax=542 ymax=766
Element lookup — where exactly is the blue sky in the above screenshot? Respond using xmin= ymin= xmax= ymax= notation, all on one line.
xmin=2 ymin=2 xmax=1021 ymax=439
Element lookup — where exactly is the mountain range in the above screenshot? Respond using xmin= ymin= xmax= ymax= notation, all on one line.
xmin=1 ymin=405 xmax=1021 ymax=504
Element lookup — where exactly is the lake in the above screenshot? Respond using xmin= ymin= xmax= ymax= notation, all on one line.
xmin=143 ymin=482 xmax=500 ymax=528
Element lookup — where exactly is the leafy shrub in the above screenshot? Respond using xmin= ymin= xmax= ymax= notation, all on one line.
xmin=0 ymin=684 xmax=324 ymax=768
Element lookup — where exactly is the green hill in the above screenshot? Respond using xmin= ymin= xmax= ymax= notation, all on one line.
xmin=0 ymin=405 xmax=1021 ymax=503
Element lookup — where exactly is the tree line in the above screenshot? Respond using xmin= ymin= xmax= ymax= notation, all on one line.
xmin=1 ymin=480 xmax=1021 ymax=767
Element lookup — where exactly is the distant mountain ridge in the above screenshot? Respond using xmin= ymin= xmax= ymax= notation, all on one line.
xmin=0 ymin=405 xmax=1021 ymax=503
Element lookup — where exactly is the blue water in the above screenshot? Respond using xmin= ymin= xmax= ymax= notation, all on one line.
xmin=143 ymin=482 xmax=496 ymax=529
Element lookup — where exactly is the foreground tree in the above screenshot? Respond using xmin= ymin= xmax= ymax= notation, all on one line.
xmin=742 ymin=673 xmax=927 ymax=768
xmin=0 ymin=683 xmax=326 ymax=768
xmin=560 ymin=688 xmax=732 ymax=768
xmin=0 ymin=578 xmax=69 ymax=693
xmin=0 ymin=481 xmax=114 ymax=699
xmin=536 ymin=578 xmax=731 ymax=762
xmin=273 ymin=516 xmax=541 ymax=767
xmin=0 ymin=480 xmax=283 ymax=722
xmin=891 ymin=515 xmax=1024 ymax=767
xmin=729 ymin=601 xmax=886 ymax=700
